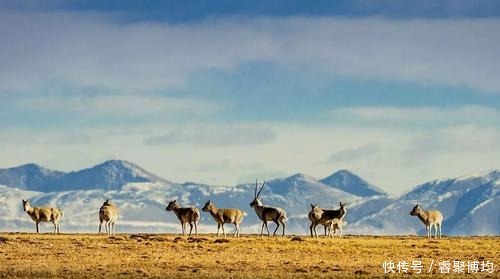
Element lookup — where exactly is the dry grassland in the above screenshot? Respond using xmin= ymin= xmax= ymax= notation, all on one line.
xmin=0 ymin=233 xmax=498 ymax=278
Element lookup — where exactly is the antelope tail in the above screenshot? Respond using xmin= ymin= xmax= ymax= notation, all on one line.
xmin=193 ymin=208 xmax=201 ymax=220
xmin=281 ymin=211 xmax=287 ymax=221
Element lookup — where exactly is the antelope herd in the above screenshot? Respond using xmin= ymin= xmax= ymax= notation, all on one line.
xmin=20 ymin=180 xmax=445 ymax=238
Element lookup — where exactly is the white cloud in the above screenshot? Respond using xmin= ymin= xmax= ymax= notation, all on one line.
xmin=12 ymin=94 xmax=224 ymax=119
xmin=143 ymin=123 xmax=276 ymax=146
xmin=401 ymin=125 xmax=500 ymax=161
xmin=1 ymin=13 xmax=500 ymax=94
xmin=328 ymin=143 xmax=381 ymax=163
xmin=328 ymin=105 xmax=500 ymax=127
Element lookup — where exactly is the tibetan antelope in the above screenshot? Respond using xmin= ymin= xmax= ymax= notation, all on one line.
xmin=324 ymin=218 xmax=345 ymax=237
xmin=202 ymin=200 xmax=247 ymax=237
xmin=22 ymin=199 xmax=63 ymax=233
xmin=250 ymin=180 xmax=287 ymax=237
xmin=166 ymin=200 xmax=200 ymax=236
xmin=410 ymin=204 xmax=443 ymax=238
xmin=308 ymin=203 xmax=347 ymax=238
xmin=99 ymin=199 xmax=118 ymax=235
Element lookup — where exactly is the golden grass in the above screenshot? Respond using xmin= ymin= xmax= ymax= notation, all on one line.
xmin=0 ymin=233 xmax=498 ymax=278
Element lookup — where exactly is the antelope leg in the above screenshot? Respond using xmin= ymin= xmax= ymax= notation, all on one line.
xmin=272 ymin=221 xmax=280 ymax=236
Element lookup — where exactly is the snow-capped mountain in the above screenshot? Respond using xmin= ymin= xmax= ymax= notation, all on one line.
xmin=320 ymin=170 xmax=386 ymax=197
xmin=0 ymin=163 xmax=65 ymax=191
xmin=0 ymin=175 xmax=359 ymax=234
xmin=257 ymin=173 xmax=356 ymax=207
xmin=0 ymin=160 xmax=498 ymax=236
xmin=47 ymin=160 xmax=171 ymax=191
xmin=0 ymin=161 xmax=371 ymax=234
xmin=350 ymin=170 xmax=500 ymax=235
xmin=0 ymin=160 xmax=171 ymax=192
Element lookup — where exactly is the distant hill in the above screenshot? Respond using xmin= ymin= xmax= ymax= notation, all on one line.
xmin=0 ymin=163 xmax=65 ymax=191
xmin=0 ymin=160 xmax=170 ymax=192
xmin=47 ymin=160 xmax=171 ymax=191
xmin=320 ymin=170 xmax=386 ymax=197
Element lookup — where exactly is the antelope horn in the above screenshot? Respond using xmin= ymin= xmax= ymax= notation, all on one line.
xmin=254 ymin=180 xmax=258 ymax=197
xmin=257 ymin=180 xmax=266 ymax=197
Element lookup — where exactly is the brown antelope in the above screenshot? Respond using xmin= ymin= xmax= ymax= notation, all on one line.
xmin=250 ymin=180 xmax=287 ymax=237
xmin=202 ymin=200 xmax=247 ymax=237
xmin=410 ymin=204 xmax=443 ymax=238
xmin=308 ymin=203 xmax=347 ymax=238
xmin=22 ymin=199 xmax=63 ymax=233
xmin=99 ymin=199 xmax=118 ymax=235
xmin=166 ymin=200 xmax=200 ymax=236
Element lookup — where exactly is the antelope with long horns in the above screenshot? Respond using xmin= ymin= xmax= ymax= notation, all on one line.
xmin=250 ymin=180 xmax=287 ymax=237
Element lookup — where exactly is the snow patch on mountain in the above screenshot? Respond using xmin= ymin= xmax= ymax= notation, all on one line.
xmin=0 ymin=161 xmax=498 ymax=236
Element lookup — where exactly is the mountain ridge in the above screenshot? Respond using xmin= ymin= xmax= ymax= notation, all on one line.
xmin=0 ymin=160 xmax=171 ymax=192
xmin=0 ymin=163 xmax=65 ymax=191
xmin=48 ymin=159 xmax=172 ymax=192
xmin=0 ymin=160 xmax=498 ymax=235
xmin=0 ymin=160 xmax=384 ymax=198
xmin=320 ymin=170 xmax=386 ymax=197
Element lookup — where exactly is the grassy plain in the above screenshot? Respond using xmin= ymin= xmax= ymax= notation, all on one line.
xmin=0 ymin=233 xmax=498 ymax=278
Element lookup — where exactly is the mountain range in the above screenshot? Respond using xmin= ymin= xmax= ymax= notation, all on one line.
xmin=0 ymin=160 xmax=498 ymax=235
xmin=0 ymin=160 xmax=170 ymax=192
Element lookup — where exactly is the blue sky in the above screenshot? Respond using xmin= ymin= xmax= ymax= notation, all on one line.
xmin=5 ymin=0 xmax=500 ymax=20
xmin=1 ymin=1 xmax=499 ymax=194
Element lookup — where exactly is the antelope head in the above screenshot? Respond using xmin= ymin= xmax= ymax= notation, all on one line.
xmin=250 ymin=180 xmax=265 ymax=208
xmin=22 ymin=199 xmax=30 ymax=212
xmin=166 ymin=200 xmax=179 ymax=211
xmin=202 ymin=200 xmax=215 ymax=212
xmin=339 ymin=202 xmax=347 ymax=215
xmin=410 ymin=203 xmax=421 ymax=216
xmin=103 ymin=199 xmax=111 ymax=206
